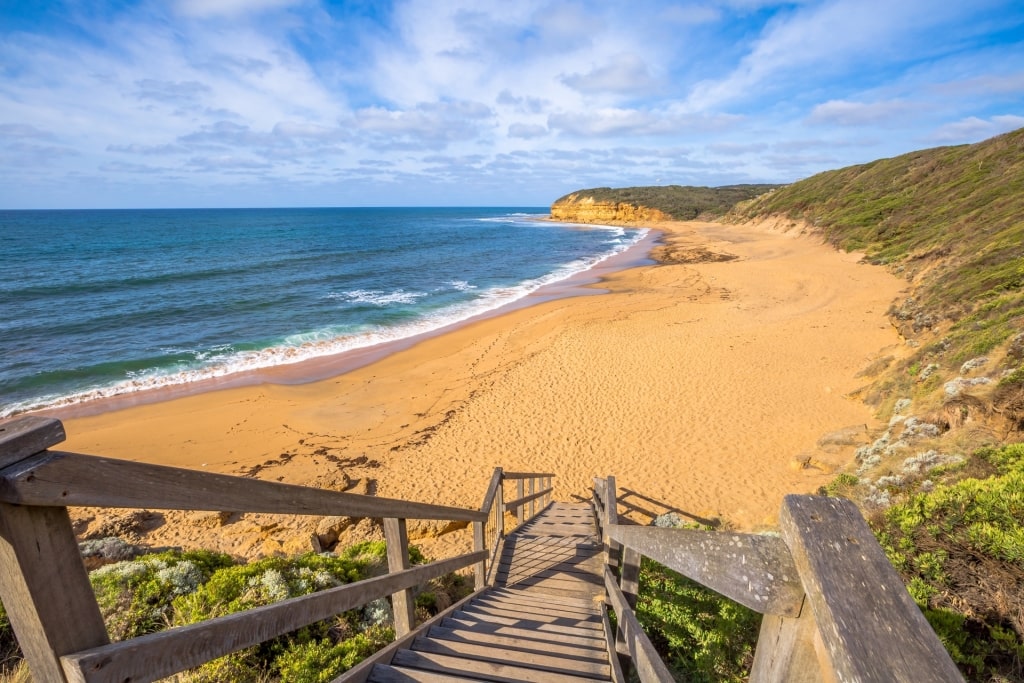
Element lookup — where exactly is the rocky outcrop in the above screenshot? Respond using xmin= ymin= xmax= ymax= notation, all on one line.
xmin=551 ymin=194 xmax=669 ymax=224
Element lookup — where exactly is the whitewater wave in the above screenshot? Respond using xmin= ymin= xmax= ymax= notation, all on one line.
xmin=1 ymin=228 xmax=648 ymax=418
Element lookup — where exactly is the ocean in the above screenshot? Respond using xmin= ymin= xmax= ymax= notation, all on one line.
xmin=0 ymin=207 xmax=647 ymax=418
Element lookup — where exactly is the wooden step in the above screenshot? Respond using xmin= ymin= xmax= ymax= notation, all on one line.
xmin=459 ymin=603 xmax=603 ymax=630
xmin=450 ymin=609 xmax=606 ymax=638
xmin=469 ymin=595 xmax=600 ymax=621
xmin=440 ymin=616 xmax=608 ymax=649
xmin=368 ymin=663 xmax=480 ymax=682
xmin=427 ymin=625 xmax=608 ymax=660
xmin=488 ymin=586 xmax=600 ymax=610
xmin=410 ymin=635 xmax=611 ymax=679
xmin=389 ymin=650 xmax=608 ymax=682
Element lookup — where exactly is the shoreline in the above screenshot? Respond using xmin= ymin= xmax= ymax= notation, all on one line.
xmin=57 ymin=218 xmax=906 ymax=561
xmin=38 ymin=226 xmax=659 ymax=421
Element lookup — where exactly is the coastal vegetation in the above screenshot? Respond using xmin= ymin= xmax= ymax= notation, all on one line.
xmin=0 ymin=541 xmax=470 ymax=682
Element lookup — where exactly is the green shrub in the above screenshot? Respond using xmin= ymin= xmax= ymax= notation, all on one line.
xmin=819 ymin=473 xmax=859 ymax=498
xmin=871 ymin=443 xmax=1024 ymax=680
xmin=89 ymin=549 xmax=235 ymax=640
xmin=635 ymin=558 xmax=761 ymax=682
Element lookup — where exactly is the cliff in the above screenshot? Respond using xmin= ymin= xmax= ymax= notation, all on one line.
xmin=550 ymin=194 xmax=670 ymax=223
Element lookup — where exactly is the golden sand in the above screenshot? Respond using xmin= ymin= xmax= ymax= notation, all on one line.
xmin=59 ymin=219 xmax=906 ymax=559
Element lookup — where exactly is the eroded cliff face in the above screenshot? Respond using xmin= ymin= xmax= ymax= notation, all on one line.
xmin=550 ymin=194 xmax=669 ymax=224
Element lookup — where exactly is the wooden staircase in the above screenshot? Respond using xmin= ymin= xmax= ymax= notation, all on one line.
xmin=367 ymin=502 xmax=614 ymax=682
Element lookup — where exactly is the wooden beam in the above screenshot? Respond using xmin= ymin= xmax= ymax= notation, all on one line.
xmin=528 ymin=477 xmax=536 ymax=519
xmin=749 ymin=610 xmax=826 ymax=683
xmin=61 ymin=551 xmax=485 ymax=683
xmin=603 ymin=566 xmax=674 ymax=683
xmin=0 ymin=416 xmax=65 ymax=469
xmin=779 ymin=495 xmax=963 ymax=682
xmin=479 ymin=467 xmax=503 ymax=514
xmin=0 ymin=503 xmax=109 ymax=683
xmin=500 ymin=472 xmax=554 ymax=480
xmin=503 ymin=487 xmax=552 ymax=513
xmin=473 ymin=520 xmax=486 ymax=590
xmin=515 ymin=479 xmax=525 ymax=524
xmin=0 ymin=450 xmax=485 ymax=522
xmin=607 ymin=525 xmax=804 ymax=618
xmin=384 ymin=518 xmax=415 ymax=637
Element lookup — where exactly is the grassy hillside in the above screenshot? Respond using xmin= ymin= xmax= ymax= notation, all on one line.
xmin=736 ymin=129 xmax=1024 ymax=352
xmin=553 ymin=184 xmax=780 ymax=220
xmin=735 ymin=129 xmax=1024 ymax=681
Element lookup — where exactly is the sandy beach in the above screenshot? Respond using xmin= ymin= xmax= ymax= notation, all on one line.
xmin=57 ymin=219 xmax=906 ymax=559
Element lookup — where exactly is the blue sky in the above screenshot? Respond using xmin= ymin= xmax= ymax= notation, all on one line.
xmin=1 ymin=0 xmax=1023 ymax=208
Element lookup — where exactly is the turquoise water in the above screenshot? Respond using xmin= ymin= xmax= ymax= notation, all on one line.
xmin=0 ymin=207 xmax=646 ymax=416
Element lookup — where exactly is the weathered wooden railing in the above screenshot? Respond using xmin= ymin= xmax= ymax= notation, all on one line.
xmin=0 ymin=415 xmax=553 ymax=683
xmin=593 ymin=476 xmax=964 ymax=682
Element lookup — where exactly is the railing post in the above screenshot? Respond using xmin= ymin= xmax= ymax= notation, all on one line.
xmin=473 ymin=521 xmax=486 ymax=590
xmin=496 ymin=475 xmax=505 ymax=539
xmin=383 ymin=517 xmax=415 ymax=637
xmin=528 ymin=477 xmax=536 ymax=519
xmin=0 ymin=417 xmax=110 ymax=683
xmin=516 ymin=479 xmax=525 ymax=525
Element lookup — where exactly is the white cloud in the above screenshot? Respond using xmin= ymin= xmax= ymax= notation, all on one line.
xmin=549 ymin=108 xmax=742 ymax=137
xmin=509 ymin=123 xmax=549 ymax=139
xmin=929 ymin=115 xmax=1024 ymax=143
xmin=806 ymin=99 xmax=916 ymax=126
xmin=561 ymin=53 xmax=659 ymax=96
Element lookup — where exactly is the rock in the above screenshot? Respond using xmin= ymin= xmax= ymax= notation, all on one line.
xmin=191 ymin=511 xmax=233 ymax=529
xmin=83 ymin=510 xmax=162 ymax=540
xmin=817 ymin=425 xmax=869 ymax=452
xmin=1007 ymin=332 xmax=1024 ymax=361
xmin=960 ymin=356 xmax=989 ymax=375
xmin=314 ymin=515 xmax=356 ymax=550
xmin=408 ymin=519 xmax=470 ymax=541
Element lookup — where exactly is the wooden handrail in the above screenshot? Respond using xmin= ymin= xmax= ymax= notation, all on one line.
xmin=593 ymin=476 xmax=964 ymax=683
xmin=61 ymin=551 xmax=484 ymax=683
xmin=0 ymin=449 xmax=485 ymax=522
xmin=0 ymin=416 xmax=543 ymax=683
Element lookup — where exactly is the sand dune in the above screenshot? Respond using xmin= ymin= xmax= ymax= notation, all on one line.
xmin=60 ymin=219 xmax=906 ymax=558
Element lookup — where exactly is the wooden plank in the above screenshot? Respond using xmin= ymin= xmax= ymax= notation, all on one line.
xmin=0 ymin=416 xmax=66 ymax=469
xmin=472 ymin=520 xmax=486 ymax=590
xmin=459 ymin=603 xmax=603 ymax=630
xmin=62 ymin=551 xmax=484 ymax=683
xmin=528 ymin=477 xmax=536 ymax=519
xmin=0 ymin=503 xmax=109 ymax=683
xmin=500 ymin=472 xmax=554 ymax=480
xmin=368 ymin=664 xmax=481 ymax=682
xmin=427 ymin=625 xmax=608 ymax=660
xmin=468 ymin=598 xmax=601 ymax=624
xmin=450 ymin=610 xmax=605 ymax=639
xmin=0 ymin=450 xmax=485 ymax=522
xmin=607 ymin=524 xmax=804 ymax=617
xmin=339 ymin=590 xmax=483 ymax=683
xmin=516 ymin=479 xmax=525 ymax=524
xmin=603 ymin=566 xmax=675 ymax=683
xmin=601 ymin=604 xmax=627 ymax=683
xmin=489 ymin=587 xmax=598 ymax=610
xmin=338 ymin=591 xmax=483 ymax=683
xmin=390 ymin=650 xmax=601 ymax=683
xmin=384 ymin=518 xmax=415 ymax=637
xmin=410 ymin=635 xmax=611 ymax=678
xmin=479 ymin=467 xmax=503 ymax=514
xmin=778 ymin=495 xmax=963 ymax=682
xmin=440 ymin=617 xmax=608 ymax=649
xmin=503 ymin=487 xmax=553 ymax=513
xmin=749 ymin=611 xmax=826 ymax=683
